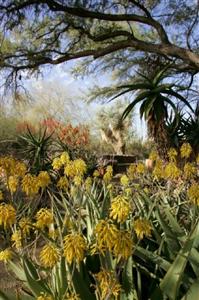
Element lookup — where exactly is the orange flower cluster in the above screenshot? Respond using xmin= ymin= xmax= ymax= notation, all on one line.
xmin=41 ymin=118 xmax=90 ymax=148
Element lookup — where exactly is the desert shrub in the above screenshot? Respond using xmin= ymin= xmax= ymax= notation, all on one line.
xmin=0 ymin=109 xmax=19 ymax=156
xmin=41 ymin=117 xmax=90 ymax=150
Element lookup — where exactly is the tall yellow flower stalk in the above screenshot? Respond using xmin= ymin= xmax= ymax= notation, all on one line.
xmin=188 ymin=183 xmax=199 ymax=205
xmin=180 ymin=143 xmax=192 ymax=159
xmin=7 ymin=176 xmax=18 ymax=193
xmin=168 ymin=148 xmax=178 ymax=162
xmin=37 ymin=171 xmax=51 ymax=189
xmin=22 ymin=173 xmax=39 ymax=196
xmin=113 ymin=230 xmax=133 ymax=260
xmin=39 ymin=243 xmax=60 ymax=268
xmin=103 ymin=166 xmax=113 ymax=185
xmin=110 ymin=195 xmax=131 ymax=223
xmin=63 ymin=233 xmax=87 ymax=265
xmin=165 ymin=162 xmax=181 ymax=180
xmin=0 ymin=203 xmax=16 ymax=229
xmin=35 ymin=208 xmax=53 ymax=230
xmin=11 ymin=230 xmax=22 ymax=249
xmin=19 ymin=217 xmax=32 ymax=236
xmin=134 ymin=218 xmax=152 ymax=240
xmin=0 ymin=249 xmax=12 ymax=262
xmin=94 ymin=220 xmax=118 ymax=254
xmin=95 ymin=269 xmax=121 ymax=300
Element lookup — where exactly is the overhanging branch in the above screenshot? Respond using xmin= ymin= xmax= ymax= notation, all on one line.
xmin=1 ymin=37 xmax=199 ymax=72
xmin=1 ymin=0 xmax=170 ymax=43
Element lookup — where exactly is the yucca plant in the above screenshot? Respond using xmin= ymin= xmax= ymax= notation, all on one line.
xmin=15 ymin=126 xmax=54 ymax=174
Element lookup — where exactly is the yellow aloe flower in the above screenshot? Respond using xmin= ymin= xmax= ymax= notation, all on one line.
xmin=120 ymin=175 xmax=129 ymax=186
xmin=106 ymin=166 xmax=113 ymax=174
xmin=127 ymin=164 xmax=137 ymax=180
xmin=0 ymin=249 xmax=12 ymax=262
xmin=184 ymin=163 xmax=197 ymax=179
xmin=37 ymin=171 xmax=51 ymax=189
xmin=152 ymin=159 xmax=165 ymax=180
xmin=11 ymin=230 xmax=22 ymax=249
xmin=73 ymin=159 xmax=87 ymax=176
xmin=15 ymin=161 xmax=27 ymax=178
xmin=7 ymin=175 xmax=18 ymax=193
xmin=19 ymin=217 xmax=32 ymax=236
xmin=60 ymin=152 xmax=70 ymax=165
xmin=0 ymin=156 xmax=16 ymax=177
xmin=180 ymin=143 xmax=192 ymax=158
xmin=93 ymin=170 xmax=100 ymax=177
xmin=84 ymin=176 xmax=92 ymax=192
xmin=113 ymin=230 xmax=133 ymax=260
xmin=57 ymin=176 xmax=69 ymax=191
xmin=0 ymin=203 xmax=16 ymax=229
xmin=134 ymin=218 xmax=152 ymax=240
xmin=64 ymin=162 xmax=76 ymax=177
xmin=73 ymin=175 xmax=82 ymax=186
xmin=165 ymin=162 xmax=181 ymax=180
xmin=63 ymin=233 xmax=86 ymax=265
xmin=95 ymin=269 xmax=121 ymax=300
xmin=95 ymin=220 xmax=118 ymax=254
xmin=168 ymin=148 xmax=178 ymax=162
xmin=52 ymin=157 xmax=62 ymax=170
xmin=39 ymin=243 xmax=60 ymax=268
xmin=103 ymin=166 xmax=113 ymax=185
xmin=21 ymin=173 xmax=39 ymax=196
xmin=110 ymin=195 xmax=131 ymax=223
xmin=35 ymin=208 xmax=53 ymax=230
xmin=188 ymin=183 xmax=199 ymax=205
xmin=149 ymin=150 xmax=159 ymax=161
xmin=136 ymin=162 xmax=146 ymax=174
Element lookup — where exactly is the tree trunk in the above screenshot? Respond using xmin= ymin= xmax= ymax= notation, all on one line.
xmin=148 ymin=119 xmax=169 ymax=160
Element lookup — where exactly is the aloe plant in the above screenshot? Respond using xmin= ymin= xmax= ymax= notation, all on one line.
xmin=111 ymin=67 xmax=193 ymax=158
xmin=0 ymin=152 xmax=199 ymax=300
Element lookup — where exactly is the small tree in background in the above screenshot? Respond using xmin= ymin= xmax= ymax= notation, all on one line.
xmin=96 ymin=100 xmax=135 ymax=155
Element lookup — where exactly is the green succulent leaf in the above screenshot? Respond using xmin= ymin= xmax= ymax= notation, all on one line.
xmin=160 ymin=220 xmax=199 ymax=300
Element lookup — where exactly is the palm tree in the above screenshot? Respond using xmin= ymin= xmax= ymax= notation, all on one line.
xmin=111 ymin=67 xmax=193 ymax=158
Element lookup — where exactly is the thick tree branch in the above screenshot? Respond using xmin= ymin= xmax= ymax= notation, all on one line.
xmin=1 ymin=0 xmax=199 ymax=89
xmin=0 ymin=0 xmax=170 ymax=44
xmin=2 ymin=38 xmax=199 ymax=72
